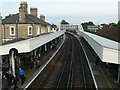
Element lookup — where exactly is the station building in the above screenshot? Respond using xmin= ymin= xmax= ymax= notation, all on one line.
xmin=1 ymin=2 xmax=51 ymax=43
xmin=0 ymin=2 xmax=64 ymax=80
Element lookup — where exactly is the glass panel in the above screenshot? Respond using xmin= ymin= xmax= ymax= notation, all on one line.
xmin=11 ymin=27 xmax=14 ymax=34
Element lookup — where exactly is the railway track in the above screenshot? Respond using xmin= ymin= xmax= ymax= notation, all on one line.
xmin=27 ymin=33 xmax=97 ymax=89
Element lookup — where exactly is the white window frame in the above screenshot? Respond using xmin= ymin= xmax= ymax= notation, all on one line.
xmin=28 ymin=26 xmax=32 ymax=36
xmin=10 ymin=26 xmax=15 ymax=36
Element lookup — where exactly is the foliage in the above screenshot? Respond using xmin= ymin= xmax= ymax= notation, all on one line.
xmin=85 ymin=30 xmax=96 ymax=34
xmin=101 ymin=23 xmax=119 ymax=27
xmin=51 ymin=24 xmax=57 ymax=26
xmin=81 ymin=21 xmax=95 ymax=30
xmin=118 ymin=20 xmax=120 ymax=27
xmin=109 ymin=23 xmax=118 ymax=27
xmin=61 ymin=20 xmax=69 ymax=24
xmin=100 ymin=24 xmax=109 ymax=27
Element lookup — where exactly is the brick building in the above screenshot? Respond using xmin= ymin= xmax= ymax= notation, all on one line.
xmin=1 ymin=2 xmax=51 ymax=43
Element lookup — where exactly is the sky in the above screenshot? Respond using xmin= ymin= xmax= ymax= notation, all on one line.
xmin=0 ymin=0 xmax=119 ymax=25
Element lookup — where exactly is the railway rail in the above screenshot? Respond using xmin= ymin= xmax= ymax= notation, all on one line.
xmin=27 ymin=33 xmax=97 ymax=89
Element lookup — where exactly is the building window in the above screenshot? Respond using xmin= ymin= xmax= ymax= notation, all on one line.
xmin=10 ymin=26 xmax=15 ymax=36
xmin=28 ymin=26 xmax=32 ymax=36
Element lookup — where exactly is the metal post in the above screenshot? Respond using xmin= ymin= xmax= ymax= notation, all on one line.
xmin=16 ymin=20 xmax=18 ymax=39
xmin=34 ymin=49 xmax=37 ymax=56
xmin=44 ymin=44 xmax=47 ymax=52
xmin=11 ymin=50 xmax=15 ymax=76
xmin=117 ymin=64 xmax=120 ymax=83
xmin=55 ymin=38 xmax=57 ymax=44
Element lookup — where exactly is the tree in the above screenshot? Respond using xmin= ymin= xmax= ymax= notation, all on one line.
xmin=51 ymin=24 xmax=57 ymax=26
xmin=118 ymin=20 xmax=120 ymax=27
xmin=81 ymin=21 xmax=95 ymax=30
xmin=109 ymin=23 xmax=117 ymax=27
xmin=61 ymin=20 xmax=69 ymax=24
xmin=100 ymin=24 xmax=109 ymax=27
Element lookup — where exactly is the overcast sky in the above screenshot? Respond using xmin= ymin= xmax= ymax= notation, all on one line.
xmin=0 ymin=0 xmax=119 ymax=25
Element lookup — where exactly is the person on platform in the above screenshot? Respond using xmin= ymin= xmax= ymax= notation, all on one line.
xmin=3 ymin=71 xmax=10 ymax=88
xmin=12 ymin=75 xmax=19 ymax=90
xmin=18 ymin=67 xmax=25 ymax=85
xmin=30 ymin=57 xmax=34 ymax=69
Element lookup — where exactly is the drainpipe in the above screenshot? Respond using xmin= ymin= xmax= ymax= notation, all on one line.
xmin=31 ymin=22 xmax=34 ymax=38
xmin=3 ymin=24 xmax=5 ymax=43
xmin=16 ymin=20 xmax=18 ymax=39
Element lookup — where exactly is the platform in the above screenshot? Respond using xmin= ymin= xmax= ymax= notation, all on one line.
xmin=77 ymin=29 xmax=120 ymax=64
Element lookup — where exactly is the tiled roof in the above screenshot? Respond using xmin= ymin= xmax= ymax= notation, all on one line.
xmin=51 ymin=25 xmax=58 ymax=28
xmin=96 ymin=27 xmax=120 ymax=43
xmin=2 ymin=13 xmax=51 ymax=26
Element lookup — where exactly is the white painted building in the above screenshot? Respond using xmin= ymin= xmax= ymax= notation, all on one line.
xmin=51 ymin=25 xmax=58 ymax=32
xmin=87 ymin=25 xmax=103 ymax=32
xmin=60 ymin=24 xmax=79 ymax=30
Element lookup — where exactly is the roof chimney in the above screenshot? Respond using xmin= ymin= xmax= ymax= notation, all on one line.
xmin=30 ymin=8 xmax=38 ymax=17
xmin=19 ymin=2 xmax=28 ymax=22
xmin=40 ymin=14 xmax=45 ymax=21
